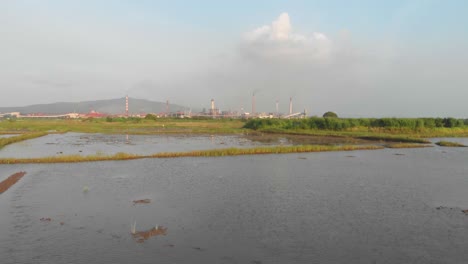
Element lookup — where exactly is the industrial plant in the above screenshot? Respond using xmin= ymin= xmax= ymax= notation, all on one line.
xmin=0 ymin=95 xmax=308 ymax=120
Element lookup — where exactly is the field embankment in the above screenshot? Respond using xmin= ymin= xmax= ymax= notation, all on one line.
xmin=0 ymin=145 xmax=384 ymax=164
xmin=435 ymin=141 xmax=467 ymax=147
xmin=0 ymin=118 xmax=246 ymax=135
xmin=0 ymin=132 xmax=48 ymax=149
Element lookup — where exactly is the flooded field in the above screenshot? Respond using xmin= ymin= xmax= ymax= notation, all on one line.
xmin=1 ymin=144 xmax=468 ymax=263
xmin=0 ymin=132 xmax=373 ymax=158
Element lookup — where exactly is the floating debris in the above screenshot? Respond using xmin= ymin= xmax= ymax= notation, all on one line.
xmin=132 ymin=226 xmax=167 ymax=243
xmin=40 ymin=217 xmax=52 ymax=222
xmin=298 ymin=157 xmax=307 ymax=160
xmin=83 ymin=186 xmax=89 ymax=193
xmin=133 ymin=199 xmax=151 ymax=205
xmin=436 ymin=206 xmax=468 ymax=215
xmin=0 ymin=171 xmax=26 ymax=194
xmin=346 ymin=155 xmax=356 ymax=158
xmin=192 ymin=247 xmax=205 ymax=252
xmin=393 ymin=153 xmax=405 ymax=156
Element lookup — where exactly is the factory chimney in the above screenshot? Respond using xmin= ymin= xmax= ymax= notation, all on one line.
xmin=166 ymin=100 xmax=169 ymax=117
xmin=252 ymin=93 xmax=256 ymax=116
xmin=289 ymin=97 xmax=293 ymax=115
xmin=125 ymin=95 xmax=129 ymax=117
xmin=276 ymin=99 xmax=279 ymax=117
xmin=211 ymin=99 xmax=215 ymax=115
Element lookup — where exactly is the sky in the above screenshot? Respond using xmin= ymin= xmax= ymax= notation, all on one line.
xmin=1 ymin=0 xmax=468 ymax=117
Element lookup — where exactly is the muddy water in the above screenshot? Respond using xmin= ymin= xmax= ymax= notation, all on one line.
xmin=0 ymin=132 xmax=373 ymax=158
xmin=1 ymin=146 xmax=468 ymax=263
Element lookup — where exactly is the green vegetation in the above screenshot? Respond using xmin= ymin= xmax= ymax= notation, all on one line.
xmin=323 ymin=111 xmax=338 ymax=118
xmin=243 ymin=117 xmax=468 ymax=142
xmin=0 ymin=118 xmax=246 ymax=135
xmin=435 ymin=141 xmax=467 ymax=147
xmin=0 ymin=132 xmax=48 ymax=149
xmin=244 ymin=117 xmax=467 ymax=131
xmin=0 ymin=145 xmax=384 ymax=164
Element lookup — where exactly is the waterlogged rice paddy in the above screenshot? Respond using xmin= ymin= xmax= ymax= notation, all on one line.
xmin=0 ymin=132 xmax=375 ymax=159
xmin=1 ymin=146 xmax=468 ymax=263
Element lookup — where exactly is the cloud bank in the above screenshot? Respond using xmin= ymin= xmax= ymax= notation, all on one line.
xmin=242 ymin=13 xmax=332 ymax=62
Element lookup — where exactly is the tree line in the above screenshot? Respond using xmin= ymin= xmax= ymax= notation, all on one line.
xmin=244 ymin=117 xmax=468 ymax=131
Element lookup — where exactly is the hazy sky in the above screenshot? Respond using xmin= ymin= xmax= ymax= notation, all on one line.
xmin=1 ymin=0 xmax=467 ymax=117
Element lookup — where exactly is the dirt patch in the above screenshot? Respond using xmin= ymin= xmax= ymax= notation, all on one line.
xmin=132 ymin=226 xmax=167 ymax=243
xmin=0 ymin=171 xmax=26 ymax=194
xmin=133 ymin=199 xmax=151 ymax=205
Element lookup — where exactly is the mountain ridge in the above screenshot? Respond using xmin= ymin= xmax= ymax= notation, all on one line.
xmin=0 ymin=97 xmax=187 ymax=115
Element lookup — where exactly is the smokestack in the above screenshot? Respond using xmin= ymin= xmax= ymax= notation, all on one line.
xmin=252 ymin=93 xmax=256 ymax=116
xmin=166 ymin=100 xmax=169 ymax=117
xmin=211 ymin=99 xmax=215 ymax=111
xmin=125 ymin=95 xmax=129 ymax=117
xmin=289 ymin=97 xmax=293 ymax=115
xmin=276 ymin=99 xmax=279 ymax=117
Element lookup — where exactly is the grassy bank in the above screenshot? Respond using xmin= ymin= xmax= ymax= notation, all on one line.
xmin=0 ymin=132 xmax=48 ymax=149
xmin=0 ymin=119 xmax=246 ymax=135
xmin=435 ymin=141 xmax=467 ymax=147
xmin=1 ymin=118 xmax=467 ymax=141
xmin=384 ymin=143 xmax=433 ymax=149
xmin=0 ymin=145 xmax=384 ymax=164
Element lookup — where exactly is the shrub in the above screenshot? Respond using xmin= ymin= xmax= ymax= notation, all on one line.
xmin=323 ymin=111 xmax=338 ymax=118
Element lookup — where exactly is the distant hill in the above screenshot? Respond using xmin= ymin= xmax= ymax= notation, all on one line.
xmin=0 ymin=98 xmax=186 ymax=115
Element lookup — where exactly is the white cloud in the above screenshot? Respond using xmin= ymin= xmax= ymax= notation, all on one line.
xmin=242 ymin=13 xmax=332 ymax=61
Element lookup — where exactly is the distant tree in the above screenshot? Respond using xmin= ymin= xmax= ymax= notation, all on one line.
xmin=323 ymin=111 xmax=338 ymax=118
xmin=145 ymin=114 xmax=157 ymax=120
xmin=105 ymin=116 xmax=113 ymax=122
